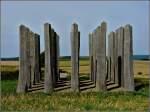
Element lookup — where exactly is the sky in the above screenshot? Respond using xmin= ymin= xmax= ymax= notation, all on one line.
xmin=1 ymin=1 xmax=149 ymax=57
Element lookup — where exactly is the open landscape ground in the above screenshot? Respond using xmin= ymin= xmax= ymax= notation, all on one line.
xmin=1 ymin=60 xmax=149 ymax=111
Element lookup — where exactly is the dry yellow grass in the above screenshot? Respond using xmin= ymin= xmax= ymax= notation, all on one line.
xmin=60 ymin=60 xmax=150 ymax=76
xmin=1 ymin=60 xmax=149 ymax=76
xmin=0 ymin=61 xmax=19 ymax=66
xmin=133 ymin=60 xmax=149 ymax=75
xmin=60 ymin=66 xmax=89 ymax=75
xmin=0 ymin=61 xmax=19 ymax=72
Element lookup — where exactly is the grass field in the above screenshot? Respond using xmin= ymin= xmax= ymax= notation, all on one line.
xmin=1 ymin=60 xmax=149 ymax=111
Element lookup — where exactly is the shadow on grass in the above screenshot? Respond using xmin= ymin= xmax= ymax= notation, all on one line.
xmin=79 ymin=75 xmax=89 ymax=81
xmin=134 ymin=78 xmax=149 ymax=91
xmin=60 ymin=69 xmax=67 ymax=73
xmin=107 ymin=84 xmax=120 ymax=91
xmin=1 ymin=71 xmax=19 ymax=80
xmin=135 ymin=84 xmax=149 ymax=92
xmin=2 ymin=69 xmax=148 ymax=95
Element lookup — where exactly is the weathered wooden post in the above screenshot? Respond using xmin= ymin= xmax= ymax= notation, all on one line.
xmin=30 ymin=33 xmax=41 ymax=85
xmin=56 ymin=34 xmax=60 ymax=80
xmin=53 ymin=32 xmax=59 ymax=82
xmin=71 ymin=23 xmax=80 ymax=93
xmin=92 ymin=30 xmax=97 ymax=84
xmin=17 ymin=25 xmax=30 ymax=93
xmin=123 ymin=24 xmax=134 ymax=91
xmin=114 ymin=31 xmax=119 ymax=85
xmin=89 ymin=33 xmax=93 ymax=81
xmin=44 ymin=23 xmax=54 ymax=93
xmin=108 ymin=32 xmax=115 ymax=83
xmin=116 ymin=27 xmax=124 ymax=86
xmin=107 ymin=33 xmax=111 ymax=82
xmin=96 ymin=22 xmax=107 ymax=91
xmin=34 ymin=34 xmax=41 ymax=83
xmin=29 ymin=31 xmax=35 ymax=86
xmin=51 ymin=29 xmax=57 ymax=86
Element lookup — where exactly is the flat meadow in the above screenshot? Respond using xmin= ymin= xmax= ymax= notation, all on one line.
xmin=1 ymin=59 xmax=149 ymax=111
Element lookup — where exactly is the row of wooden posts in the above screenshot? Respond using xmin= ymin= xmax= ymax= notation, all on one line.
xmin=89 ymin=22 xmax=134 ymax=92
xmin=17 ymin=25 xmax=41 ymax=92
xmin=17 ymin=21 xmax=134 ymax=93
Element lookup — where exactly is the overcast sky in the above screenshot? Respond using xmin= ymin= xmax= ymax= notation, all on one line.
xmin=1 ymin=1 xmax=149 ymax=57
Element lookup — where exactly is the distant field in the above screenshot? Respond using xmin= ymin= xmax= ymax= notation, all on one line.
xmin=0 ymin=61 xmax=19 ymax=66
xmin=1 ymin=60 xmax=149 ymax=76
xmin=133 ymin=60 xmax=149 ymax=76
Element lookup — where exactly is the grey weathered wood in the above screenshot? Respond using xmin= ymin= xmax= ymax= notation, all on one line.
xmin=96 ymin=22 xmax=107 ymax=91
xmin=116 ymin=27 xmax=124 ymax=87
xmin=123 ymin=24 xmax=134 ymax=91
xmin=106 ymin=57 xmax=109 ymax=81
xmin=71 ymin=23 xmax=80 ymax=93
xmin=54 ymin=32 xmax=59 ymax=82
xmin=114 ymin=31 xmax=119 ymax=85
xmin=37 ymin=34 xmax=41 ymax=81
xmin=92 ymin=30 xmax=97 ymax=84
xmin=108 ymin=32 xmax=115 ymax=83
xmin=17 ymin=25 xmax=30 ymax=93
xmin=34 ymin=34 xmax=41 ymax=83
xmin=56 ymin=34 xmax=60 ymax=80
xmin=107 ymin=33 xmax=111 ymax=82
xmin=29 ymin=31 xmax=35 ymax=86
xmin=89 ymin=33 xmax=93 ymax=81
xmin=26 ymin=29 xmax=31 ymax=89
xmin=51 ymin=29 xmax=57 ymax=86
xmin=44 ymin=23 xmax=54 ymax=93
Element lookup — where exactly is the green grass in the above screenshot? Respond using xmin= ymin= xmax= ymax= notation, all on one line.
xmin=1 ymin=89 xmax=149 ymax=111
xmin=1 ymin=75 xmax=149 ymax=111
xmin=1 ymin=60 xmax=149 ymax=111
xmin=1 ymin=80 xmax=18 ymax=95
